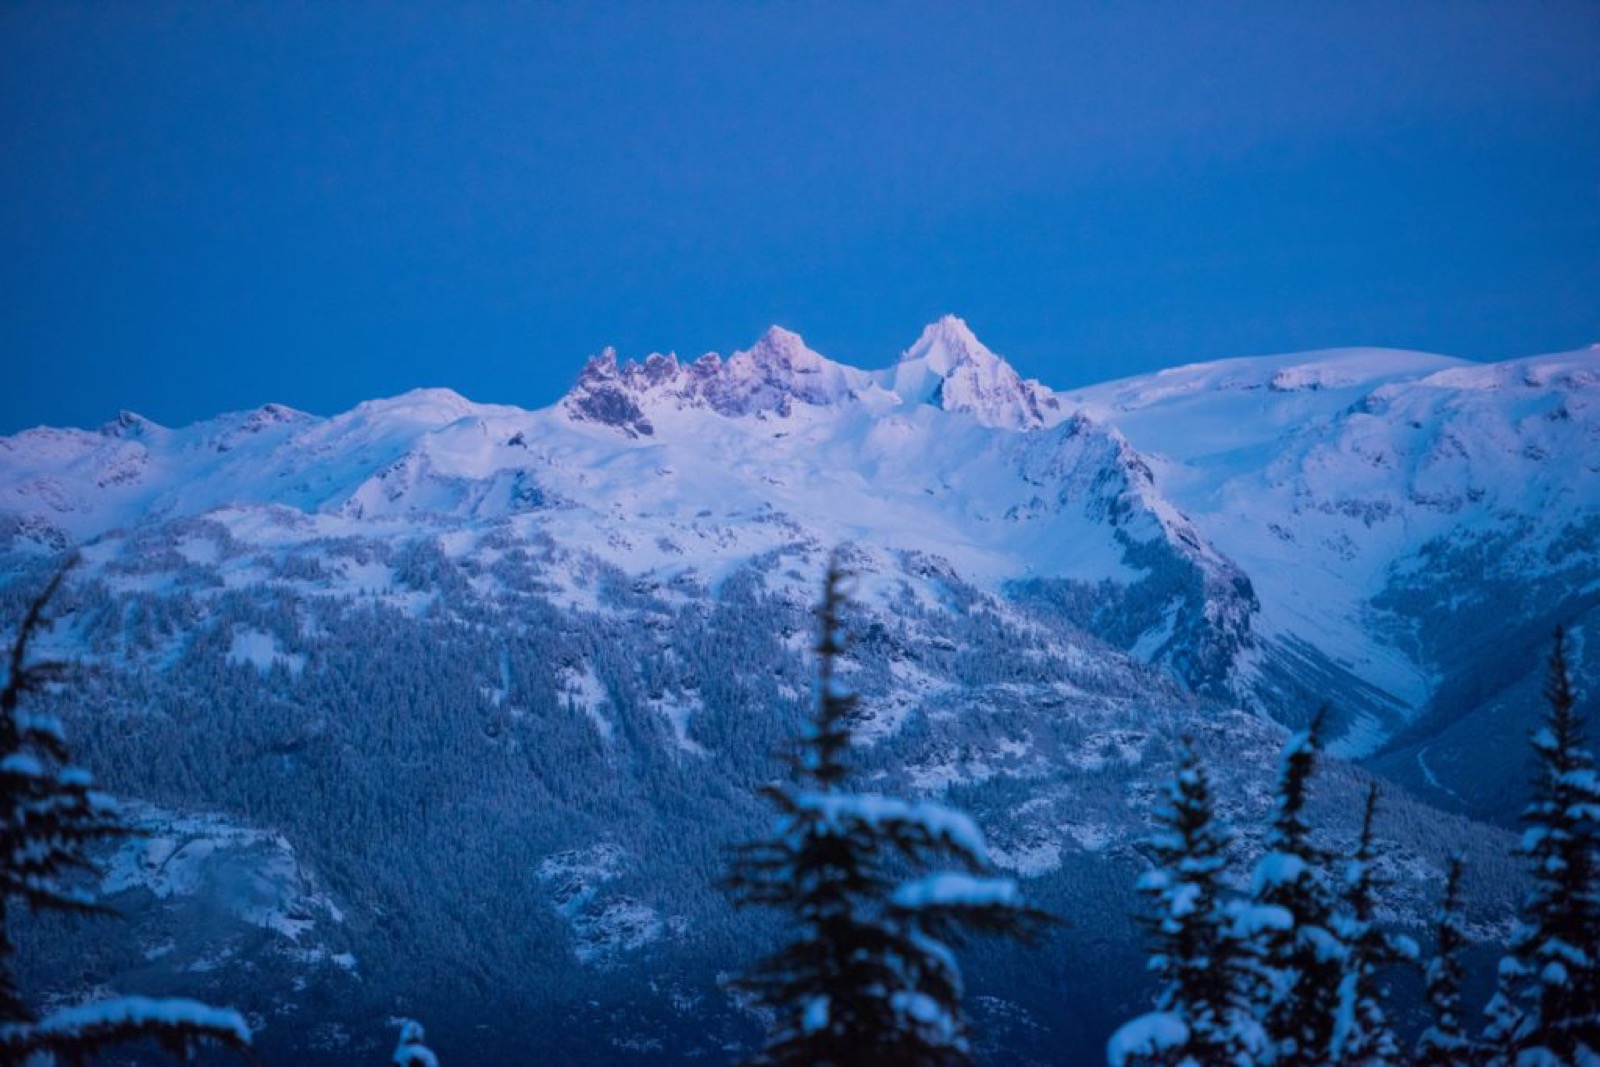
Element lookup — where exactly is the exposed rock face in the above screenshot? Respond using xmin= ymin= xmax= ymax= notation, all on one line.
xmin=562 ymin=327 xmax=871 ymax=429
xmin=564 ymin=350 xmax=658 ymax=438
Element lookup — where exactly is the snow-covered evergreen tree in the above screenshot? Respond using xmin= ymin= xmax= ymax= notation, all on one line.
xmin=0 ymin=568 xmax=121 ymax=1025
xmin=1413 ymin=854 xmax=1473 ymax=1067
xmin=1482 ymin=955 xmax=1529 ymax=1067
xmin=0 ymin=567 xmax=251 ymax=1062
xmin=1246 ymin=710 xmax=1343 ymax=1067
xmin=1107 ymin=737 xmax=1262 ymax=1067
xmin=1481 ymin=627 xmax=1600 ymax=1066
xmin=393 ymin=1018 xmax=441 ymax=1067
xmin=1328 ymin=783 xmax=1415 ymax=1066
xmin=725 ymin=552 xmax=1050 ymax=1066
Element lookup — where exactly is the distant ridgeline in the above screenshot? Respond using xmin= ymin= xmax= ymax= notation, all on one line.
xmin=0 ymin=319 xmax=1595 ymax=1062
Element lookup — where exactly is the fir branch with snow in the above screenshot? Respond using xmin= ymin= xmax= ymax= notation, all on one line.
xmin=1108 ymin=737 xmax=1263 ymax=1067
xmin=724 ymin=551 xmax=1051 ymax=1066
xmin=1481 ymin=627 xmax=1600 ymax=1065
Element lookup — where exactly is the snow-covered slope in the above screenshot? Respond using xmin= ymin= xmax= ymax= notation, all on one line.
xmin=3 ymin=322 xmax=1596 ymax=766
xmin=0 ymin=320 xmax=1250 ymax=691
xmin=1066 ymin=345 xmax=1600 ymax=761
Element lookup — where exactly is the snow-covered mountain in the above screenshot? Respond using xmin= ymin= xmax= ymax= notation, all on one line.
xmin=886 ymin=315 xmax=1061 ymax=429
xmin=1064 ymin=345 xmax=1600 ymax=789
xmin=1 ymin=317 xmax=1591 ymax=1062
xmin=4 ymin=317 xmax=1592 ymax=766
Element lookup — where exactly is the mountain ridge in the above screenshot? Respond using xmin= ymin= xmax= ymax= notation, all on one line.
xmin=3 ymin=317 xmax=1590 ymax=1062
xmin=2 ymin=317 xmax=1596 ymax=774
xmin=6 ymin=321 xmax=1593 ymax=764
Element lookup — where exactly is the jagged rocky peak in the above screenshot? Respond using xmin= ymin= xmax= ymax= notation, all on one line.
xmin=99 ymin=410 xmax=161 ymax=439
xmin=900 ymin=314 xmax=993 ymax=375
xmin=560 ymin=317 xmax=1068 ymax=435
xmin=563 ymin=327 xmax=870 ymax=433
xmin=890 ymin=314 xmax=1058 ymax=430
xmin=237 ymin=402 xmax=311 ymax=434
xmin=563 ymin=347 xmax=660 ymax=439
xmin=568 ymin=346 xmax=684 ymax=394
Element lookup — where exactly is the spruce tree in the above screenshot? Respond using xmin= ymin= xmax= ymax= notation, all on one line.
xmin=1328 ymin=783 xmax=1414 ymax=1066
xmin=1482 ymin=627 xmax=1600 ymax=1065
xmin=1108 ymin=737 xmax=1262 ymax=1066
xmin=1413 ymin=855 xmax=1473 ymax=1067
xmin=1482 ymin=943 xmax=1528 ymax=1066
xmin=0 ymin=567 xmax=251 ymax=1062
xmin=725 ymin=553 xmax=1050 ymax=1066
xmin=1246 ymin=709 xmax=1342 ymax=1067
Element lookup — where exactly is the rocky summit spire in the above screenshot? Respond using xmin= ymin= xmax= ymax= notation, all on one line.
xmin=898 ymin=314 xmax=992 ymax=373
xmin=562 ymin=347 xmax=659 ymax=438
xmin=890 ymin=315 xmax=1058 ymax=430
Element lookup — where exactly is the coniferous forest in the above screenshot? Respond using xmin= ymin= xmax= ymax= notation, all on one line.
xmin=1 ymin=555 xmax=1596 ymax=1066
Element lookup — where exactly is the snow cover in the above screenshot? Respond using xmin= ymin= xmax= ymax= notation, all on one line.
xmin=802 ymin=995 xmax=829 ymax=1034
xmin=891 ymin=989 xmax=962 ymax=1046
xmin=787 ymin=792 xmax=992 ymax=864
xmin=892 ymin=872 xmax=1021 ymax=909
xmin=989 ymin=839 xmax=1064 ymax=876
xmin=99 ymin=805 xmax=346 ymax=945
xmin=391 ymin=1018 xmax=440 ymax=1067
xmin=1106 ymin=1010 xmax=1189 ymax=1066
xmin=42 ymin=996 xmax=250 ymax=1040
xmin=226 ymin=628 xmax=305 ymax=675
xmin=537 ymin=844 xmax=680 ymax=966
xmin=652 ymin=694 xmax=707 ymax=757
xmin=1228 ymin=901 xmax=1294 ymax=938
xmin=1251 ymin=852 xmax=1309 ymax=895
xmin=1 ymin=321 xmax=1594 ymax=758
xmin=10 ymin=995 xmax=251 ymax=1048
xmin=558 ymin=664 xmax=615 ymax=742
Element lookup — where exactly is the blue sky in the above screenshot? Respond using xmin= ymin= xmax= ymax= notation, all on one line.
xmin=3 ymin=2 xmax=1598 ymax=433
